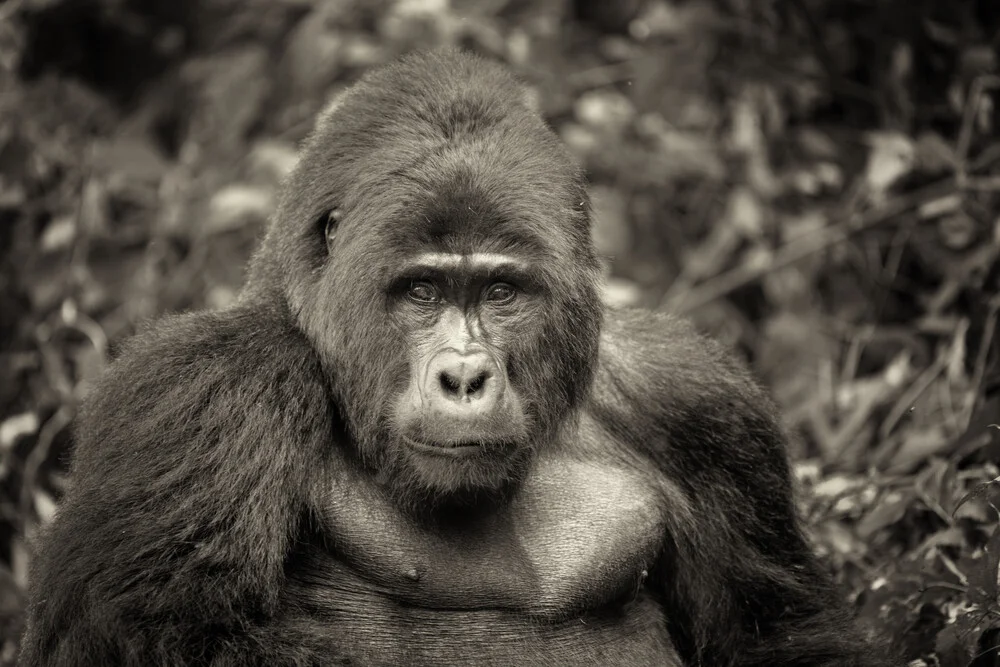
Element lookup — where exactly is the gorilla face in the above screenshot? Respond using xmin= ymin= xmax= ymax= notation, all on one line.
xmin=245 ymin=52 xmax=603 ymax=504
xmin=316 ymin=175 xmax=602 ymax=504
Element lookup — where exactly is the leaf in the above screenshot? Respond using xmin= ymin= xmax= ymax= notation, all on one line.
xmin=248 ymin=140 xmax=300 ymax=184
xmin=725 ymin=186 xmax=764 ymax=236
xmin=954 ymin=476 xmax=1000 ymax=519
xmin=602 ymin=278 xmax=643 ymax=308
xmin=637 ymin=114 xmax=725 ymax=179
xmin=590 ymin=186 xmax=631 ymax=258
xmin=92 ymin=136 xmax=169 ymax=184
xmin=938 ymin=213 xmax=977 ymax=250
xmin=207 ymin=185 xmax=275 ymax=234
xmin=888 ymin=426 xmax=950 ymax=472
xmin=918 ymin=193 xmax=962 ymax=220
xmin=920 ymin=526 xmax=966 ymax=551
xmin=915 ymin=132 xmax=958 ymax=174
xmin=39 ymin=215 xmax=76 ymax=253
xmin=856 ymin=489 xmax=914 ymax=539
xmin=0 ymin=413 xmax=38 ymax=450
xmin=33 ymin=489 xmax=57 ymax=525
xmin=916 ymin=457 xmax=959 ymax=518
xmin=966 ymin=540 xmax=1000 ymax=607
xmin=574 ymin=90 xmax=636 ymax=134
xmin=863 ymin=131 xmax=915 ymax=201
xmin=936 ymin=619 xmax=977 ymax=667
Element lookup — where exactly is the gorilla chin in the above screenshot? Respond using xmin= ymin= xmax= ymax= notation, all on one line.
xmin=396 ymin=433 xmax=532 ymax=500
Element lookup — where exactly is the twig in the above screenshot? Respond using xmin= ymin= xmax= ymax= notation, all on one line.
xmin=879 ymin=349 xmax=949 ymax=440
xmin=785 ymin=0 xmax=845 ymax=100
xmin=960 ymin=175 xmax=1000 ymax=191
xmin=970 ymin=141 xmax=1000 ymax=172
xmin=19 ymin=405 xmax=74 ymax=530
xmin=963 ymin=295 xmax=1000 ymax=430
xmin=956 ymin=75 xmax=1000 ymax=172
xmin=939 ymin=372 xmax=963 ymax=436
xmin=566 ymin=61 xmax=635 ymax=90
xmin=841 ymin=326 xmax=875 ymax=384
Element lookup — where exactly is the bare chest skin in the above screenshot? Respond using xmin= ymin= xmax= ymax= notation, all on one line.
xmin=329 ymin=455 xmax=664 ymax=614
xmin=283 ymin=432 xmax=678 ymax=665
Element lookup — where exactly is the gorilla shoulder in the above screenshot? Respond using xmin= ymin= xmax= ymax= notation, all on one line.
xmin=79 ymin=305 xmax=329 ymax=453
xmin=593 ymin=307 xmax=792 ymax=495
xmin=29 ymin=304 xmax=331 ymax=645
xmin=597 ymin=308 xmax=773 ymax=415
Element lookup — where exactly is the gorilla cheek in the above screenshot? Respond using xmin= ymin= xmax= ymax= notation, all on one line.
xmin=391 ymin=374 xmax=425 ymax=436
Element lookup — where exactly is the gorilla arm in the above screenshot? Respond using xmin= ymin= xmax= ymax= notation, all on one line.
xmin=21 ymin=305 xmax=333 ymax=666
xmin=597 ymin=309 xmax=892 ymax=667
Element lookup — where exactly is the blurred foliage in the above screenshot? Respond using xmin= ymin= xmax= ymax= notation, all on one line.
xmin=1 ymin=0 xmax=1000 ymax=664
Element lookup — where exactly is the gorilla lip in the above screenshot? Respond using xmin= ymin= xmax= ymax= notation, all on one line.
xmin=403 ymin=437 xmax=505 ymax=456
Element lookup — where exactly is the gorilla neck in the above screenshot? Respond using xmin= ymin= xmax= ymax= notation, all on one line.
xmin=312 ymin=436 xmax=665 ymax=618
xmin=402 ymin=486 xmax=516 ymax=528
xmin=376 ymin=447 xmax=532 ymax=524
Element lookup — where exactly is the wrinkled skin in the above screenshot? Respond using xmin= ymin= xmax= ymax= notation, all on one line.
xmin=20 ymin=51 xmax=895 ymax=667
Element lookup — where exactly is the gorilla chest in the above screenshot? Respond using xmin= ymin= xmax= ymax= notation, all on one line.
xmin=326 ymin=457 xmax=663 ymax=613
xmin=288 ymin=458 xmax=675 ymax=664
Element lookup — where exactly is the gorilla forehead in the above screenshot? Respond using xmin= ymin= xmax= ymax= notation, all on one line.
xmin=320 ymin=122 xmax=582 ymax=264
xmin=377 ymin=163 xmax=561 ymax=260
xmin=302 ymin=57 xmax=586 ymax=249
xmin=251 ymin=51 xmax=592 ymax=303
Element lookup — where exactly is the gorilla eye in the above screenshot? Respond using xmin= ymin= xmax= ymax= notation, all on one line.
xmin=323 ymin=208 xmax=342 ymax=249
xmin=406 ymin=281 xmax=439 ymax=304
xmin=485 ymin=283 xmax=517 ymax=304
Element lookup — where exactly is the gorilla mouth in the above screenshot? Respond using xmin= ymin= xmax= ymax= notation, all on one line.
xmin=403 ymin=437 xmax=510 ymax=456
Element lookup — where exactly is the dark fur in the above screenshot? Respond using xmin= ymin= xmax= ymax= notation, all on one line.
xmin=21 ymin=51 xmax=893 ymax=666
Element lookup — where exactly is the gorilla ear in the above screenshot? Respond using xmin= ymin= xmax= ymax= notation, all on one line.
xmin=321 ymin=208 xmax=342 ymax=251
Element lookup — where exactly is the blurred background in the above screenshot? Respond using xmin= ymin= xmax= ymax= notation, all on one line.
xmin=1 ymin=0 xmax=999 ymax=664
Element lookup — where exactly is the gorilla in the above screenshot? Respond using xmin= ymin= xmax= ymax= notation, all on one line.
xmin=21 ymin=50 xmax=893 ymax=666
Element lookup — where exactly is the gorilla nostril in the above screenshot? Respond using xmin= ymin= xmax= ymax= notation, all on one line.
xmin=466 ymin=372 xmax=488 ymax=396
xmin=430 ymin=353 xmax=500 ymax=404
xmin=439 ymin=371 xmax=462 ymax=396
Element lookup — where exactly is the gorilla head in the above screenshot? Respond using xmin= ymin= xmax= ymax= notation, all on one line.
xmin=248 ymin=52 xmax=604 ymax=504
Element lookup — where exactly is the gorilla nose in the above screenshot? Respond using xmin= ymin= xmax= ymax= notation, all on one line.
xmin=439 ymin=367 xmax=490 ymax=398
xmin=429 ymin=351 xmax=501 ymax=408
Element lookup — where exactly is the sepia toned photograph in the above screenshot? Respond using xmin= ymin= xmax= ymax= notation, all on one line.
xmin=1 ymin=0 xmax=999 ymax=665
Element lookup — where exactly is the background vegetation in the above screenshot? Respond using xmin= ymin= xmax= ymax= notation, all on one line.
xmin=1 ymin=0 xmax=999 ymax=664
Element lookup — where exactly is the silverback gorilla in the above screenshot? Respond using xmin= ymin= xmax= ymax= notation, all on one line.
xmin=22 ymin=51 xmax=891 ymax=667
